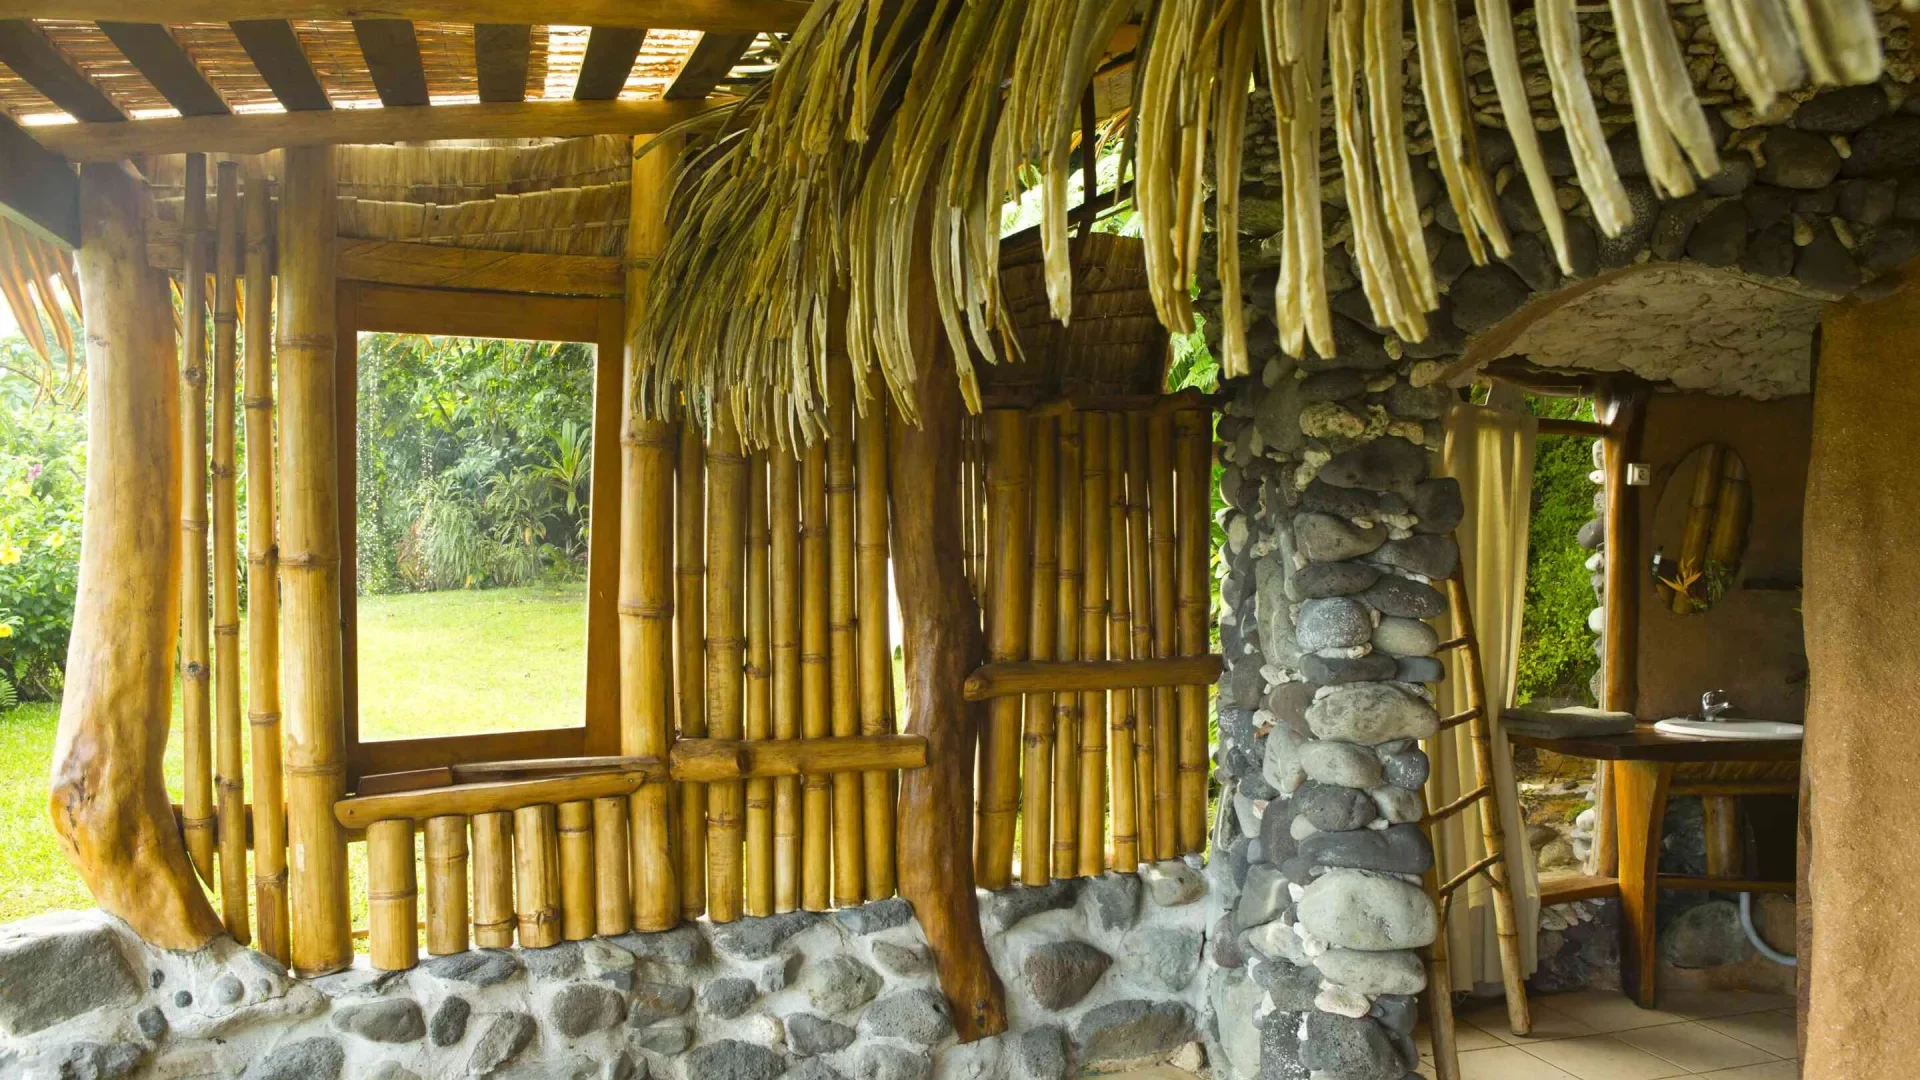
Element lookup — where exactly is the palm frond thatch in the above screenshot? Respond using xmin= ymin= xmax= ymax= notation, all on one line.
xmin=0 ymin=219 xmax=80 ymax=367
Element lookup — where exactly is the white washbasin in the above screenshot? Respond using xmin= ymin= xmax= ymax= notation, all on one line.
xmin=1653 ymin=717 xmax=1804 ymax=741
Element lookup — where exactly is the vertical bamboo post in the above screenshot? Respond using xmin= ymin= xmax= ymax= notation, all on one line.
xmin=1671 ymin=443 xmax=1725 ymax=613
xmin=974 ymin=418 xmax=989 ymax=592
xmin=424 ymin=815 xmax=469 ymax=955
xmin=179 ymin=152 xmax=215 ymax=888
xmin=771 ymin=449 xmax=802 ymax=912
xmin=1147 ymin=412 xmax=1178 ymax=860
xmin=827 ymin=361 xmax=864 ymax=906
xmin=675 ymin=419 xmax=708 ymax=917
xmin=514 ymin=803 xmax=562 ymax=949
xmin=558 ymin=801 xmax=595 ymax=941
xmin=706 ymin=410 xmax=748 ymax=922
xmin=593 ymin=796 xmax=632 ymax=935
xmin=1052 ymin=411 xmax=1082 ymax=880
xmin=1126 ymin=414 xmax=1157 ymax=862
xmin=744 ymin=451 xmax=775 ymax=916
xmin=856 ymin=387 xmax=896 ymax=900
xmin=1173 ymin=408 xmax=1211 ymax=853
xmin=1078 ymin=412 xmax=1110 ymax=877
xmin=471 ymin=811 xmax=515 ymax=948
xmin=976 ymin=408 xmax=1028 ymax=890
xmin=960 ymin=416 xmax=976 ymax=595
xmin=367 ymin=819 xmax=417 ymax=970
xmin=1021 ymin=413 xmax=1058 ymax=886
xmin=624 ymin=134 xmax=680 ymax=932
xmin=209 ymin=159 xmax=249 ymax=942
xmin=242 ymin=158 xmax=287 ymax=963
xmin=278 ymin=144 xmax=349 ymax=975
xmin=1106 ymin=415 xmax=1139 ymax=870
xmin=800 ymin=439 xmax=832 ymax=909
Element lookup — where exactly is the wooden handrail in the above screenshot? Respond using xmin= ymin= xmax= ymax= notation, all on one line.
xmin=336 ymin=768 xmax=665 ymax=828
xmin=962 ymin=655 xmax=1223 ymax=701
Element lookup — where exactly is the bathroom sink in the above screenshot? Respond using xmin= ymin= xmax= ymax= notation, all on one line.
xmin=1653 ymin=717 xmax=1804 ymax=741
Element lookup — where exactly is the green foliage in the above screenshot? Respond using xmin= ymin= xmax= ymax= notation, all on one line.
xmin=0 ymin=337 xmax=85 ymax=701
xmin=1516 ymin=395 xmax=1602 ymax=705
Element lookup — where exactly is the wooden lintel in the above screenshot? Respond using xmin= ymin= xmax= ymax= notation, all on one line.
xmin=0 ymin=113 xmax=79 ymax=248
xmin=0 ymin=0 xmax=810 ymax=33
xmin=31 ymin=97 xmax=728 ymax=162
xmin=962 ymin=655 xmax=1223 ymax=701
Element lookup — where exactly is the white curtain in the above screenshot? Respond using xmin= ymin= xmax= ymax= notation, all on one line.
xmin=1427 ymin=392 xmax=1541 ymax=990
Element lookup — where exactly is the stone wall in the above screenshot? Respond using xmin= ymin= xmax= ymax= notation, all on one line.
xmin=0 ymin=866 xmax=1212 ymax=1080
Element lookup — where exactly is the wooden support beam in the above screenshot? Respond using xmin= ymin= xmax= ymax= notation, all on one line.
xmin=0 ymin=19 xmax=126 ymax=122
xmin=574 ymin=26 xmax=645 ymax=100
xmin=229 ymin=20 xmax=331 ymax=111
xmin=337 ymin=240 xmax=622 ymax=297
xmin=963 ymin=655 xmax=1223 ymax=701
xmin=0 ymin=114 xmax=77 ymax=248
xmin=97 ymin=22 xmax=231 ymax=116
xmin=473 ymin=23 xmax=531 ymax=103
xmin=0 ymin=1 xmax=811 ymax=33
xmin=32 ymin=97 xmax=726 ymax=160
xmin=663 ymin=31 xmax=754 ymax=99
xmin=335 ymin=768 xmax=666 ymax=829
xmin=352 ymin=19 xmax=429 ymax=107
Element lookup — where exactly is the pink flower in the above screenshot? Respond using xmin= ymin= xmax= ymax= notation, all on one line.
xmin=25 ymin=464 xmax=41 ymax=482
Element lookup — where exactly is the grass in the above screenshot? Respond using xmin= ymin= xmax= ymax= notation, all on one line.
xmin=0 ymin=585 xmax=587 ymax=926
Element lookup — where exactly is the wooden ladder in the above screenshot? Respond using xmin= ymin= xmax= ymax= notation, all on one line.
xmin=1419 ymin=558 xmax=1533 ymax=1080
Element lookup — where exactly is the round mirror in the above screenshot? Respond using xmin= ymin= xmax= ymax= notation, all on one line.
xmin=1649 ymin=443 xmax=1750 ymax=615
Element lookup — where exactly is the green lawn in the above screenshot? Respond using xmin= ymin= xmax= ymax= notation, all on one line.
xmin=0 ymin=585 xmax=587 ymax=926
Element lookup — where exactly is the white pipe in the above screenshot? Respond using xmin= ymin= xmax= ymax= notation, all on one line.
xmin=1740 ymin=891 xmax=1797 ymax=967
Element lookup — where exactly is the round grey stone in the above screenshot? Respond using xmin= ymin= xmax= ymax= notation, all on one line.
xmin=1299 ymin=370 xmax=1368 ymax=401
xmin=1289 ymin=560 xmax=1382 ymax=600
xmin=788 ymin=1014 xmax=856 ymax=1056
xmin=1084 ymin=872 xmax=1142 ymax=933
xmin=803 ymin=956 xmax=882 ymax=1016
xmin=1297 ymin=870 xmax=1438 ymax=951
xmin=631 ymin=1023 xmax=691 ymax=1055
xmin=1297 ymin=824 xmax=1434 ymax=875
xmin=1299 ymin=314 xmax=1395 ymax=373
xmin=1450 ymin=265 xmax=1532 ymax=333
xmin=1303 ymin=1011 xmax=1407 ymax=1080
xmin=1022 ymin=941 xmax=1112 ymax=1010
xmin=212 ymin=973 xmax=245 ymax=1006
xmin=521 ymin=941 xmax=582 ymax=980
xmin=1315 ymin=437 xmax=1429 ymax=497
xmin=855 ymin=1045 xmax=931 ymax=1080
xmin=1686 ymin=201 xmax=1748 ymax=267
xmin=834 ymin=897 xmax=914 ymax=936
xmin=331 ymin=999 xmax=425 ymax=1044
xmin=857 ymin=989 xmax=954 ymax=1045
xmin=1795 ymin=226 xmax=1860 ymax=294
xmin=1372 ymin=616 xmax=1440 ymax=657
xmin=0 ymin=921 xmax=141 ymax=1037
xmin=627 ymin=979 xmax=693 ymax=1025
xmin=872 ymin=940 xmax=933 ymax=977
xmin=135 ymin=1006 xmax=167 ymax=1042
xmin=465 ymin=1014 xmax=535 ymax=1075
xmin=1292 ymin=513 xmax=1388 ymax=564
xmin=1306 ymin=683 xmax=1439 ymax=743
xmin=1300 ymin=652 xmax=1399 ymax=685
xmin=550 ymin=982 xmax=627 ymax=1036
xmin=1296 ymin=597 xmax=1373 ymax=652
xmin=1289 ymin=782 xmax=1379 ymax=832
xmin=1758 ymin=128 xmax=1842 ymax=188
xmin=245 ymin=1037 xmax=343 ymax=1080
xmin=1071 ymin=1000 xmax=1197 ymax=1064
xmin=710 ymin=911 xmax=818 ymax=960
xmin=1410 ymin=478 xmax=1463 ymax=535
xmin=1313 ymin=949 xmax=1428 ymax=996
xmin=1298 ymin=740 xmax=1384 ymax=790
xmin=1795 ymin=84 xmax=1888 ymax=133
xmin=1359 ymin=575 xmax=1446 ymax=619
xmin=423 ymin=949 xmax=522 ymax=987
xmin=1843 ymin=115 xmax=1920 ymax=177
xmin=699 ymin=976 xmax=758 ymax=1021
xmin=47 ymin=1041 xmax=143 ymax=1080
xmin=1394 ymin=656 xmax=1445 ymax=684
xmin=682 ymin=1040 xmax=786 ymax=1080
xmin=1125 ymin=928 xmax=1202 ymax=992
xmin=1364 ymin=535 xmax=1458 ymax=579
xmin=1007 ymin=1026 xmax=1069 ymax=1080
xmin=430 ymin=996 xmax=470 ymax=1047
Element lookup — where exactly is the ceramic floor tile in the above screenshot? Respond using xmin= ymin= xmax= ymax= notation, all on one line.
xmin=1701 ymin=1009 xmax=1799 ymax=1059
xmin=1517 ymin=1034 xmax=1693 ymax=1080
xmin=1461 ymin=999 xmax=1599 ymax=1046
xmin=1660 ymin=991 xmax=1796 ymax=1020
xmin=1455 ymin=1045 xmax=1581 ymax=1080
xmin=1542 ymin=990 xmax=1689 ymax=1034
xmin=1616 ymin=1021 xmax=1780 ymax=1074
xmin=1694 ymin=1061 xmax=1800 ymax=1080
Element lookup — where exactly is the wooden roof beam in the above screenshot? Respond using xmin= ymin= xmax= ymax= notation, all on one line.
xmin=29 ymin=97 xmax=727 ymax=160
xmin=352 ymin=19 xmax=430 ymax=107
xmin=0 ymin=2 xmax=811 ymax=34
xmin=0 ymin=113 xmax=78 ymax=247
xmin=573 ymin=26 xmax=644 ymax=100
xmin=0 ymin=19 xmax=127 ymax=122
xmin=473 ymin=23 xmax=530 ymax=103
xmin=663 ymin=31 xmax=753 ymax=100
xmin=230 ymin=19 xmax=331 ymax=111
xmin=97 ymin=22 xmax=231 ymax=116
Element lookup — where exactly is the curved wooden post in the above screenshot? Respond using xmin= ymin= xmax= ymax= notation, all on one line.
xmin=49 ymin=162 xmax=224 ymax=950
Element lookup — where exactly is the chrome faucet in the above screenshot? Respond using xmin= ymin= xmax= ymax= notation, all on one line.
xmin=1701 ymin=690 xmax=1733 ymax=722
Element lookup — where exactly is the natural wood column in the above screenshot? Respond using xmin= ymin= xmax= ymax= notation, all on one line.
xmin=49 ymin=162 xmax=224 ymax=950
xmin=277 ymin=143 xmax=351 ymax=975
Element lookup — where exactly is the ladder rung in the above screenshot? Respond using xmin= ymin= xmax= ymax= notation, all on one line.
xmin=1422 ymin=783 xmax=1491 ymax=826
xmin=1437 ymin=706 xmax=1481 ymax=732
xmin=1435 ymin=635 xmax=1470 ymax=651
xmin=1437 ymin=851 xmax=1504 ymax=898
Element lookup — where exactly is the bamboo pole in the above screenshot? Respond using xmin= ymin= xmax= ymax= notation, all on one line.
xmin=1147 ymin=412 xmax=1178 ymax=860
xmin=770 ymin=449 xmax=802 ymax=912
xmin=366 ymin=818 xmax=417 ymax=971
xmin=960 ymin=415 xmax=976 ymax=595
xmin=593 ymin=795 xmax=632 ymax=935
xmin=856 ymin=389 xmax=896 ymax=901
xmin=744 ymin=451 xmax=774 ymax=917
xmin=514 ymin=803 xmax=562 ymax=948
xmin=471 ymin=811 xmax=515 ymax=948
xmin=1021 ymin=413 xmax=1058 ymax=887
xmin=1052 ymin=411 xmax=1082 ymax=880
xmin=557 ymin=800 xmax=594 ymax=940
xmin=242 ymin=158 xmax=288 ymax=964
xmin=209 ymin=159 xmax=249 ymax=943
xmin=277 ymin=144 xmax=349 ymax=975
xmin=179 ymin=152 xmax=215 ymax=889
xmin=800 ymin=438 xmax=832 ymax=910
xmin=1173 ymin=408 xmax=1211 ymax=854
xmin=1106 ymin=415 xmax=1139 ymax=870
xmin=1126 ymin=414 xmax=1157 ymax=862
xmin=706 ymin=410 xmax=748 ymax=923
xmin=976 ymin=408 xmax=1028 ymax=890
xmin=1707 ymin=454 xmax=1750 ymax=570
xmin=1672 ymin=442 xmax=1725 ymax=613
xmin=675 ymin=418 xmax=708 ymax=917
xmin=424 ymin=815 xmax=469 ymax=955
xmin=1078 ymin=413 xmax=1110 ymax=877
xmin=827 ymin=360 xmax=864 ymax=906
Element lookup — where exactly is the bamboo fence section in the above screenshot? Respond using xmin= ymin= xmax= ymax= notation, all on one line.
xmin=1106 ymin=417 xmax=1140 ymax=871
xmin=800 ymin=439 xmax=832 ymax=910
xmin=1126 ymin=414 xmax=1158 ymax=863
xmin=514 ymin=804 xmax=562 ymax=948
xmin=424 ymin=815 xmax=468 ymax=955
xmin=706 ymin=410 xmax=749 ymax=923
xmin=472 ymin=811 xmax=516 ymax=948
xmin=826 ymin=362 xmax=864 ymax=906
xmin=1147 ymin=412 xmax=1179 ymax=860
xmin=675 ymin=418 xmax=708 ymax=918
xmin=855 ymin=390 xmax=896 ymax=901
xmin=771 ymin=451 xmax=802 ymax=912
xmin=210 ymin=159 xmax=249 ymax=944
xmin=593 ymin=796 xmax=631 ymax=935
xmin=1053 ymin=411 xmax=1082 ymax=880
xmin=366 ymin=819 xmax=417 ymax=971
xmin=976 ymin=409 xmax=1028 ymax=890
xmin=558 ymin=800 xmax=595 ymax=941
xmin=745 ymin=452 xmax=775 ymax=917
xmin=1078 ymin=412 xmax=1110 ymax=878
xmin=1174 ymin=408 xmax=1211 ymax=854
xmin=179 ymin=152 xmax=215 ymax=889
xmin=1021 ymin=413 xmax=1058 ymax=887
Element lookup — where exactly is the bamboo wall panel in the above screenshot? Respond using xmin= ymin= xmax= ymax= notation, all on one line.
xmin=1021 ymin=413 xmax=1057 ymax=887
xmin=770 ymin=451 xmax=802 ymax=912
xmin=1173 ymin=408 xmax=1210 ymax=854
xmin=179 ymin=152 xmax=215 ymax=890
xmin=424 ymin=814 xmax=469 ymax=955
xmin=976 ymin=409 xmax=1028 ymax=890
xmin=471 ymin=811 xmax=515 ymax=948
xmin=675 ymin=419 xmax=708 ymax=918
xmin=1078 ymin=412 xmax=1109 ymax=879
xmin=1052 ymin=412 xmax=1082 ymax=880
xmin=366 ymin=818 xmax=417 ymax=971
xmin=745 ymin=452 xmax=774 ymax=917
xmin=800 ymin=440 xmax=832 ymax=910
xmin=855 ymin=392 xmax=895 ymax=901
xmin=558 ymin=800 xmax=595 ymax=940
xmin=210 ymin=159 xmax=250 ymax=944
xmin=706 ymin=411 xmax=748 ymax=923
xmin=826 ymin=363 xmax=863 ymax=906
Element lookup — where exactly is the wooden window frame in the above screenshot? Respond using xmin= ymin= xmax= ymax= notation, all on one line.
xmin=336 ymin=281 xmax=626 ymax=787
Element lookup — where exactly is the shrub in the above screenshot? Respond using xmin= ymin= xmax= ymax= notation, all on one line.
xmin=0 ymin=344 xmax=86 ymax=701
xmin=1516 ymin=396 xmax=1602 ymax=705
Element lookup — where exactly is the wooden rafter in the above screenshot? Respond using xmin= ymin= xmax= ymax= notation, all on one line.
xmin=230 ymin=19 xmax=331 ymax=111
xmin=0 ymin=19 xmax=127 ymax=122
xmin=0 ymin=112 xmax=76 ymax=247
xmin=663 ymin=31 xmax=753 ymax=100
xmin=574 ymin=26 xmax=645 ymax=100
xmin=97 ymin=22 xmax=231 ymax=116
xmin=351 ymin=18 xmax=429 ymax=107
xmin=31 ymin=97 xmax=726 ymax=159
xmin=0 ymin=2 xmax=811 ymax=33
xmin=473 ymin=23 xmax=530 ymax=103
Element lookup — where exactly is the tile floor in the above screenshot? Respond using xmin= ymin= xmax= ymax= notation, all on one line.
xmin=1416 ymin=990 xmax=1800 ymax=1080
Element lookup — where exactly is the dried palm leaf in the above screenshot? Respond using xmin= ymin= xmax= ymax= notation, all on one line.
xmin=1702 ymin=0 xmax=1807 ymax=109
xmin=1214 ymin=1 xmax=1261 ymax=378
xmin=1781 ymin=0 xmax=1883 ymax=84
xmin=1537 ymin=0 xmax=1632 ymax=235
xmin=1475 ymin=0 xmax=1574 ymax=272
xmin=1410 ymin=0 xmax=1508 ymax=265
